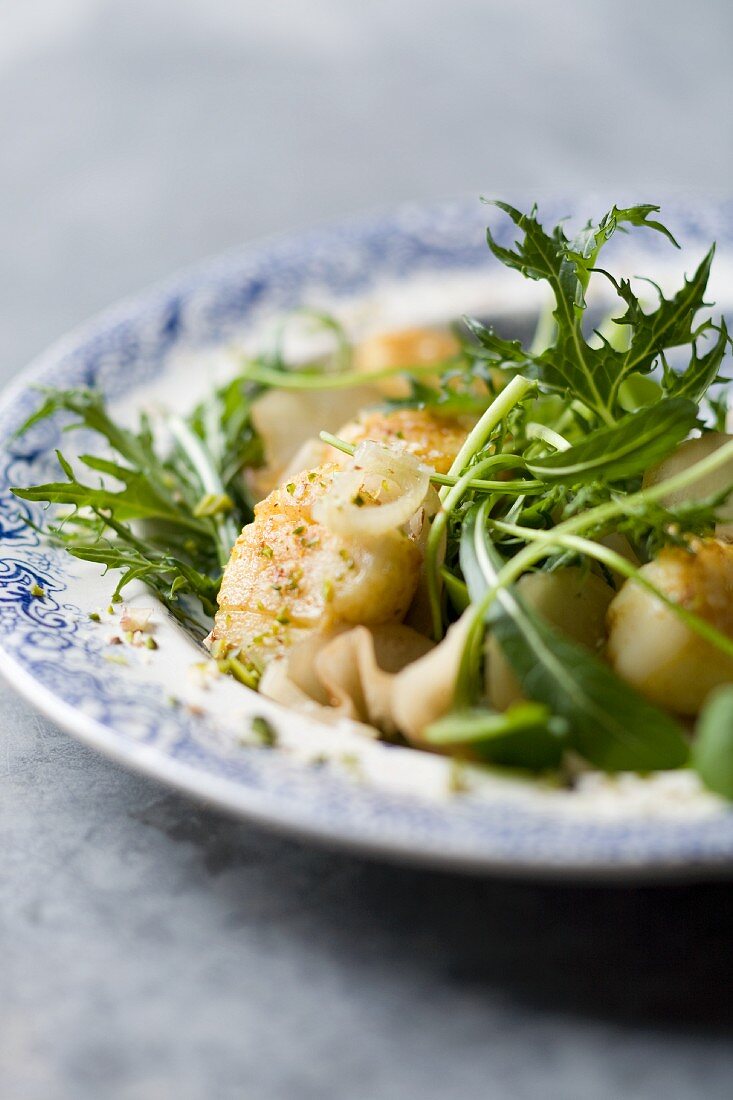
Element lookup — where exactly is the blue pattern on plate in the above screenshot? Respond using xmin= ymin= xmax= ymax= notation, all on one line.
xmin=2 ymin=196 xmax=733 ymax=875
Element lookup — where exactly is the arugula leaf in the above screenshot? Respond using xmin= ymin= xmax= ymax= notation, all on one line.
xmin=14 ymin=451 xmax=207 ymax=530
xmin=69 ymin=540 xmax=219 ymax=628
xmin=424 ymin=703 xmax=567 ymax=770
xmin=491 ymin=606 xmax=689 ymax=771
xmin=562 ymin=204 xmax=679 ymax=310
xmin=188 ymin=374 xmax=263 ymax=512
xmin=668 ymin=319 xmax=730 ymax=403
xmin=460 ymin=503 xmax=689 ymax=771
xmin=12 ymin=382 xmax=260 ymax=633
xmin=524 ymin=397 xmax=697 ymax=484
xmin=608 ymin=248 xmax=716 ymax=403
xmin=462 ymin=315 xmax=536 ymax=370
xmin=692 ymin=686 xmax=733 ymax=800
xmin=476 ymin=203 xmax=714 ymax=425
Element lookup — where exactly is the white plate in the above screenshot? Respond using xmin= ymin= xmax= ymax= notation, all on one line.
xmin=3 ymin=196 xmax=733 ymax=879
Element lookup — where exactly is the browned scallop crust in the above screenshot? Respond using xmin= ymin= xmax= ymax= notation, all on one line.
xmin=211 ymin=463 xmax=422 ymax=664
xmin=606 ymin=538 xmax=733 ymax=715
xmin=338 ymin=407 xmax=472 ymax=475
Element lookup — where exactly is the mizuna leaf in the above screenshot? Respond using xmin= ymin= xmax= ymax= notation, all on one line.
xmin=608 ymin=247 xmax=716 ymax=405
xmin=668 ymin=319 xmax=730 ymax=403
xmin=481 ymin=204 xmax=716 ymax=423
xmin=563 ymin=204 xmax=679 ymax=309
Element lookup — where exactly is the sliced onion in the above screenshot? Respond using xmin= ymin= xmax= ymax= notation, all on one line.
xmin=313 ymin=441 xmax=431 ymax=539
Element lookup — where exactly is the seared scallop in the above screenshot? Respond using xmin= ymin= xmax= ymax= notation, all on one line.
xmin=353 ymin=326 xmax=460 ymax=398
xmin=643 ymin=431 xmax=733 ymax=540
xmin=338 ymin=407 xmax=472 ymax=475
xmin=285 ymin=406 xmax=472 ymax=482
xmin=211 ymin=459 xmax=424 ymax=667
xmin=607 ymin=538 xmax=733 ymax=715
xmin=247 ymin=325 xmax=461 ymax=500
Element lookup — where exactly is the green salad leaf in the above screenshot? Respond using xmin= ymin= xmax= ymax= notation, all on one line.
xmin=692 ymin=687 xmax=733 ymax=800
xmin=524 ymin=397 xmax=697 ymax=484
xmin=424 ymin=703 xmax=567 ymax=771
xmin=12 ymin=379 xmax=261 ymax=633
xmin=459 ymin=502 xmax=689 ymax=772
xmin=473 ymin=203 xmax=717 ymax=426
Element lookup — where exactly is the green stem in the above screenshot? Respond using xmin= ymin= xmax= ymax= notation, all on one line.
xmin=318 ymin=432 xmax=544 ymax=494
xmin=458 ymin=437 xmax=733 ymax=698
xmin=440 ymin=375 xmax=535 ymax=501
xmin=525 ymin=423 xmax=571 ymax=451
xmin=240 ymin=356 xmax=463 ymax=391
xmin=528 ymin=295 xmax=557 ymax=356
xmin=425 ymin=457 xmax=506 ymax=640
xmin=167 ymin=415 xmax=239 ymax=566
xmin=490 ymin=521 xmax=733 ymax=662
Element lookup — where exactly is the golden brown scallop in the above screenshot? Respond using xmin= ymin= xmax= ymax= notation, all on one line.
xmin=607 ymin=538 xmax=733 ymax=715
xmin=353 ymin=326 xmax=460 ymax=398
xmin=285 ymin=406 xmax=473 ymax=482
xmin=211 ymin=461 xmax=424 ymax=668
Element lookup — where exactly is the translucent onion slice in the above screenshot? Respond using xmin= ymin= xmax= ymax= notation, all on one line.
xmin=313 ymin=441 xmax=431 ymax=539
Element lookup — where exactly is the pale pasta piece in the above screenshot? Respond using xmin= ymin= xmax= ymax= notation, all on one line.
xmin=258 ymin=648 xmax=379 ymax=737
xmin=258 ymin=622 xmax=433 ymax=734
xmin=389 ymin=613 xmax=473 ymax=743
xmin=247 ymin=384 xmax=380 ymax=500
xmin=314 ymin=623 xmax=435 ymax=729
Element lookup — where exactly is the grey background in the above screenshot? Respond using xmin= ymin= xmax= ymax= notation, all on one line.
xmin=2 ymin=2 xmax=733 ymax=1097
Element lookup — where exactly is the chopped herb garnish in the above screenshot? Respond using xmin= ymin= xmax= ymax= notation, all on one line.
xmin=251 ymin=715 xmax=277 ymax=746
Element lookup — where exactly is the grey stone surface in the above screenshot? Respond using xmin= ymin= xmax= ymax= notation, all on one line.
xmin=1 ymin=3 xmax=733 ymax=1097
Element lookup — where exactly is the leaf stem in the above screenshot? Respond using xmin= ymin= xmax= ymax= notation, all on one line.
xmin=240 ymin=356 xmax=462 ymax=391
xmin=490 ymin=521 xmax=733 ymax=662
xmin=458 ymin=437 xmax=733 ymax=697
xmin=440 ymin=375 xmax=535 ymax=501
xmin=167 ymin=415 xmax=239 ymax=565
xmin=318 ymin=431 xmax=544 ymax=494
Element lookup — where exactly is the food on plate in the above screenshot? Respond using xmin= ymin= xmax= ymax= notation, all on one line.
xmin=607 ymin=538 xmax=733 ymax=715
xmin=210 ymin=451 xmax=426 ymax=666
xmin=14 ymin=199 xmax=733 ymax=799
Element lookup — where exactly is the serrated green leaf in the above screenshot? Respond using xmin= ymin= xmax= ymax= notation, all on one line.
xmin=481 ymin=204 xmax=719 ymax=423
xmin=492 ymin=608 xmax=688 ymax=771
xmin=563 ymin=204 xmax=679 ymax=309
xmin=609 ymin=248 xmax=716 ymax=402
xmin=668 ymin=319 xmax=730 ymax=403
